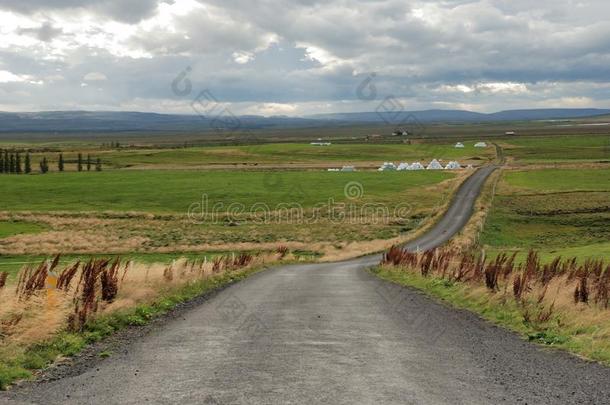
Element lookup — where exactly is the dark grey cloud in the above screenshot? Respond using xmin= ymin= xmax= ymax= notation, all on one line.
xmin=0 ymin=0 xmax=161 ymax=23
xmin=17 ymin=21 xmax=63 ymax=42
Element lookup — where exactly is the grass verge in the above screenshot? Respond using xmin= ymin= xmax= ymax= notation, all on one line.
xmin=371 ymin=265 xmax=610 ymax=366
xmin=0 ymin=263 xmax=263 ymax=390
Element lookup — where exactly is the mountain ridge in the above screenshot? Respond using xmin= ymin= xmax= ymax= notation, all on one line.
xmin=0 ymin=108 xmax=609 ymax=132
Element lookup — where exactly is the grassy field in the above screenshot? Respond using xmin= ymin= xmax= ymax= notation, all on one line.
xmin=0 ymin=169 xmax=458 ymax=256
xmin=19 ymin=142 xmax=495 ymax=170
xmin=0 ymin=221 xmax=46 ymax=239
xmin=0 ymin=170 xmax=451 ymax=212
xmin=505 ymin=167 xmax=610 ymax=191
xmin=500 ymin=134 xmax=610 ymax=163
xmin=481 ymin=167 xmax=610 ymax=262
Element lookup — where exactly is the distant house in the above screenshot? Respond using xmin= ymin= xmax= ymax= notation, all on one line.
xmin=474 ymin=142 xmax=487 ymax=148
xmin=455 ymin=142 xmax=465 ymax=148
xmin=311 ymin=140 xmax=331 ymax=146
xmin=505 ymin=131 xmax=516 ymax=135
xmin=392 ymin=130 xmax=409 ymax=136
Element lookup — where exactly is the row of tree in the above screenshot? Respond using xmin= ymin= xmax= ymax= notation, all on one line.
xmin=0 ymin=150 xmax=31 ymax=174
xmin=0 ymin=150 xmax=102 ymax=174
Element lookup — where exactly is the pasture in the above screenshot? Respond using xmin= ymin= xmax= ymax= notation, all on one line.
xmin=481 ymin=167 xmax=610 ymax=262
xmin=500 ymin=134 xmax=610 ymax=163
xmin=18 ymin=142 xmax=495 ymax=171
xmin=0 ymin=170 xmax=452 ymax=212
xmin=0 ymin=169 xmax=457 ymax=258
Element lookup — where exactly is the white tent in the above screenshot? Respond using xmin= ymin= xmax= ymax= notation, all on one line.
xmin=410 ymin=162 xmax=425 ymax=170
xmin=426 ymin=159 xmax=443 ymax=170
xmin=341 ymin=165 xmax=356 ymax=172
xmin=455 ymin=142 xmax=465 ymax=148
xmin=474 ymin=142 xmax=487 ymax=148
xmin=445 ymin=161 xmax=461 ymax=170
xmin=378 ymin=162 xmax=397 ymax=171
xmin=397 ymin=162 xmax=410 ymax=171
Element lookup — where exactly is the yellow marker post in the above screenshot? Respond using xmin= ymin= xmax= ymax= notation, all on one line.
xmin=46 ymin=271 xmax=58 ymax=308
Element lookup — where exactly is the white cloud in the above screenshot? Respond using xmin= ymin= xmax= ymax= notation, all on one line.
xmin=232 ymin=51 xmax=254 ymax=64
xmin=0 ymin=70 xmax=26 ymax=83
xmin=83 ymin=71 xmax=108 ymax=81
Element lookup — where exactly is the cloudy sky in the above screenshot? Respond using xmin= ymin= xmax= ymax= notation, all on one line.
xmin=1 ymin=0 xmax=609 ymax=115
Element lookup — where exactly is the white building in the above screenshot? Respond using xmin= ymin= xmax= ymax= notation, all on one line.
xmin=474 ymin=142 xmax=487 ymax=148
xmin=427 ymin=159 xmax=443 ymax=170
xmin=455 ymin=142 xmax=465 ymax=148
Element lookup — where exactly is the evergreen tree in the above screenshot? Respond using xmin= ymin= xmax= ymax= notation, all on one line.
xmin=15 ymin=152 xmax=22 ymax=174
xmin=95 ymin=157 xmax=102 ymax=171
xmin=24 ymin=153 xmax=31 ymax=174
xmin=86 ymin=154 xmax=91 ymax=171
xmin=40 ymin=157 xmax=49 ymax=174
xmin=3 ymin=150 xmax=8 ymax=173
xmin=0 ymin=150 xmax=3 ymax=173
xmin=9 ymin=154 xmax=15 ymax=174
xmin=77 ymin=153 xmax=83 ymax=172
xmin=58 ymin=153 xmax=64 ymax=172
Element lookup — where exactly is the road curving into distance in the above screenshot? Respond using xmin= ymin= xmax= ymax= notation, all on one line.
xmin=3 ymin=165 xmax=610 ymax=405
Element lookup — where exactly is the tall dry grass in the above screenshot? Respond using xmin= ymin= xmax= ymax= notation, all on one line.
xmin=0 ymin=251 xmax=277 ymax=350
xmin=381 ymin=246 xmax=610 ymax=326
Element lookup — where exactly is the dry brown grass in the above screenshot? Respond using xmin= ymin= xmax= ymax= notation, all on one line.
xmin=0 ymin=252 xmax=275 ymax=349
xmin=382 ymin=246 xmax=610 ymax=323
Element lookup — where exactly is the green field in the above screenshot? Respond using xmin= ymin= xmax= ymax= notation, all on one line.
xmin=0 ymin=169 xmax=456 ymax=255
xmin=501 ymin=134 xmax=610 ymax=162
xmin=23 ymin=142 xmax=494 ymax=170
xmin=0 ymin=221 xmax=46 ymax=239
xmin=504 ymin=168 xmax=610 ymax=192
xmin=481 ymin=167 xmax=610 ymax=261
xmin=0 ymin=170 xmax=452 ymax=213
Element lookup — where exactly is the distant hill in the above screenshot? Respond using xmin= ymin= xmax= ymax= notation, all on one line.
xmin=309 ymin=108 xmax=610 ymax=123
xmin=0 ymin=111 xmax=325 ymax=133
xmin=0 ymin=108 xmax=609 ymax=132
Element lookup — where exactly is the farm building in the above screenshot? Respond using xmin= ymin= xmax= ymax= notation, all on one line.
xmin=445 ymin=161 xmax=461 ymax=170
xmin=455 ymin=142 xmax=465 ymax=148
xmin=426 ymin=159 xmax=443 ymax=170
xmin=474 ymin=142 xmax=487 ymax=148
xmin=392 ymin=130 xmax=409 ymax=136
xmin=378 ymin=162 xmax=397 ymax=171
